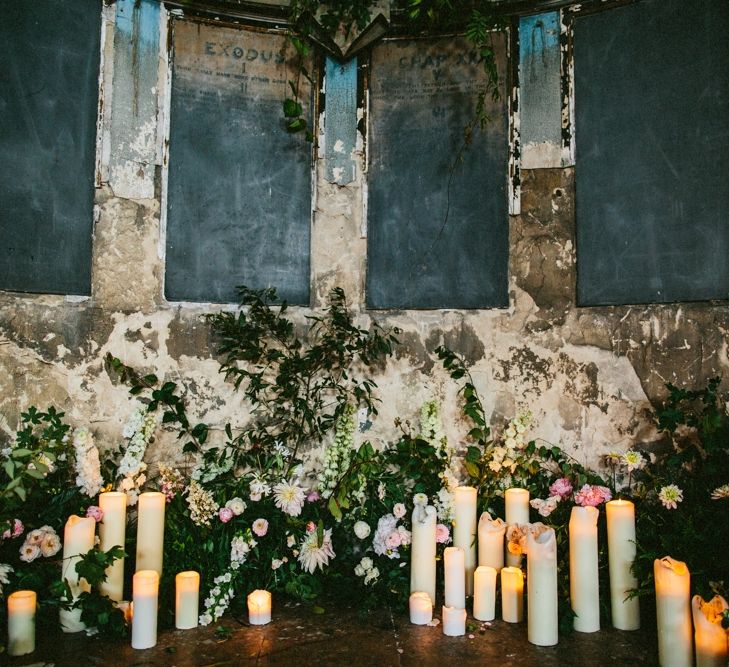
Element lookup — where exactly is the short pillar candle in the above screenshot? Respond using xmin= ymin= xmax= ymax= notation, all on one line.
xmin=442 ymin=605 xmax=467 ymax=636
xmin=473 ymin=565 xmax=497 ymax=621
xmin=247 ymin=589 xmax=272 ymax=625
xmin=175 ymin=571 xmax=200 ymax=630
xmin=692 ymin=594 xmax=729 ymax=667
xmin=504 ymin=488 xmax=529 ymax=567
xmin=132 ymin=570 xmax=159 ymax=649
xmin=7 ymin=590 xmax=36 ymax=656
xmin=409 ymin=591 xmax=433 ymax=625
xmin=500 ymin=566 xmax=524 ymax=623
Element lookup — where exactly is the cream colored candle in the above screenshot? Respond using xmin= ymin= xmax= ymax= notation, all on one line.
xmin=443 ymin=546 xmax=466 ymax=609
xmin=409 ymin=591 xmax=433 ymax=625
xmin=526 ymin=524 xmax=558 ymax=646
xmin=442 ymin=605 xmax=467 ymax=636
xmin=247 ymin=589 xmax=272 ymax=625
xmin=410 ymin=504 xmax=437 ymax=605
xmin=453 ymin=486 xmax=477 ymax=595
xmin=175 ymin=571 xmax=200 ymax=630
xmin=569 ymin=506 xmax=600 ymax=633
xmin=136 ymin=492 xmax=165 ymax=575
xmin=505 ymin=488 xmax=529 ymax=567
xmin=654 ymin=557 xmax=692 ymax=667
xmin=60 ymin=515 xmax=96 ymax=633
xmin=131 ymin=570 xmax=159 ymax=649
xmin=473 ymin=565 xmax=497 ymax=621
xmin=7 ymin=590 xmax=36 ymax=656
xmin=478 ymin=512 xmax=506 ymax=571
xmin=606 ymin=499 xmax=640 ymax=630
xmin=99 ymin=491 xmax=127 ymax=601
xmin=692 ymin=594 xmax=728 ymax=667
xmin=500 ymin=566 xmax=524 ymax=623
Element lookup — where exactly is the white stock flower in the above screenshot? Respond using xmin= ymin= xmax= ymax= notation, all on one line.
xmin=354 ymin=521 xmax=371 ymax=539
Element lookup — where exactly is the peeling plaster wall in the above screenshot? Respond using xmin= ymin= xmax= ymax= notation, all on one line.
xmin=1 ymin=4 xmax=728 ymax=472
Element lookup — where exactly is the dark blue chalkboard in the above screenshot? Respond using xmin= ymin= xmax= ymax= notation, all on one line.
xmin=366 ymin=35 xmax=509 ymax=310
xmin=0 ymin=0 xmax=101 ymax=295
xmin=165 ymin=19 xmax=313 ymax=305
xmin=574 ymin=0 xmax=729 ymax=306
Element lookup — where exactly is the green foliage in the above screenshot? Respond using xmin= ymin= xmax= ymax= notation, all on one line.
xmin=74 ymin=546 xmax=126 ymax=589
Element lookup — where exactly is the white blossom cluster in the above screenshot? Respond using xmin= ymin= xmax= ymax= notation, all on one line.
xmin=19 ymin=525 xmax=62 ymax=563
xmin=372 ymin=513 xmax=411 ymax=559
xmin=419 ymin=400 xmax=449 ymax=457
xmin=72 ymin=427 xmax=103 ymax=497
xmin=248 ymin=473 xmax=272 ymax=501
xmin=230 ymin=530 xmax=257 ymax=569
xmin=191 ymin=454 xmax=233 ymax=484
xmin=319 ymin=406 xmax=355 ymax=499
xmin=198 ymin=569 xmax=235 ymax=626
xmin=354 ymin=556 xmax=380 ymax=585
xmin=186 ymin=481 xmax=219 ymax=527
xmin=488 ymin=411 xmax=533 ymax=476
xmin=0 ymin=563 xmax=12 ymax=596
xmin=117 ymin=409 xmax=156 ymax=478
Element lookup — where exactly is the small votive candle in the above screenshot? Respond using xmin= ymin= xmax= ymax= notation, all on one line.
xmin=132 ymin=570 xmax=159 ymax=649
xmin=247 ymin=589 xmax=272 ymax=625
xmin=442 ymin=605 xmax=467 ymax=636
xmin=409 ymin=591 xmax=433 ymax=625
xmin=473 ymin=565 xmax=497 ymax=621
xmin=501 ymin=566 xmax=524 ymax=623
xmin=175 ymin=571 xmax=200 ymax=630
xmin=8 ymin=590 xmax=36 ymax=656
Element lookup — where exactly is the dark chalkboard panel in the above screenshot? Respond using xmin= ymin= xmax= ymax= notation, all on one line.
xmin=0 ymin=0 xmax=101 ymax=296
xmin=165 ymin=20 xmax=313 ymax=305
xmin=574 ymin=0 xmax=729 ymax=306
xmin=366 ymin=36 xmax=509 ymax=310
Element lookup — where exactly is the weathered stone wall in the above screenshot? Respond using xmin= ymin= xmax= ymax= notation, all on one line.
xmin=1 ymin=1 xmax=727 ymax=470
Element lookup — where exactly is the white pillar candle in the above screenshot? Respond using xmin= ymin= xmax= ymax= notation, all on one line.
xmin=175 ymin=571 xmax=200 ymax=630
xmin=443 ymin=546 xmax=466 ymax=609
xmin=654 ymin=557 xmax=692 ymax=667
xmin=136 ymin=491 xmax=165 ymax=575
xmin=442 ymin=605 xmax=467 ymax=636
xmin=473 ymin=565 xmax=497 ymax=621
xmin=409 ymin=591 xmax=433 ymax=625
xmin=505 ymin=488 xmax=529 ymax=567
xmin=500 ymin=566 xmax=524 ymax=623
xmin=692 ymin=594 xmax=729 ymax=667
xmin=60 ymin=515 xmax=96 ymax=633
xmin=478 ymin=512 xmax=506 ymax=571
xmin=7 ymin=590 xmax=36 ymax=656
xmin=526 ymin=524 xmax=559 ymax=646
xmin=99 ymin=491 xmax=127 ymax=601
xmin=131 ymin=570 xmax=159 ymax=649
xmin=247 ymin=589 xmax=272 ymax=625
xmin=410 ymin=504 xmax=437 ymax=605
xmin=606 ymin=499 xmax=640 ymax=630
xmin=453 ymin=486 xmax=477 ymax=596
xmin=569 ymin=505 xmax=600 ymax=633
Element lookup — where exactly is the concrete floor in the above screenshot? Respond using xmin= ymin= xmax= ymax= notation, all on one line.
xmin=9 ymin=602 xmax=659 ymax=666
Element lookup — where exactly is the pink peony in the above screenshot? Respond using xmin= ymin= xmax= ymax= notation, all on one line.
xmin=384 ymin=530 xmax=402 ymax=549
xmin=574 ymin=484 xmax=610 ymax=507
xmin=218 ymin=507 xmax=234 ymax=523
xmin=595 ymin=486 xmax=612 ymax=503
xmin=86 ymin=506 xmax=104 ymax=522
xmin=2 ymin=518 xmax=24 ymax=539
xmin=252 ymin=518 xmax=269 ymax=537
xmin=306 ymin=491 xmax=321 ymax=503
xmin=549 ymin=478 xmax=573 ymax=500
xmin=435 ymin=523 xmax=451 ymax=544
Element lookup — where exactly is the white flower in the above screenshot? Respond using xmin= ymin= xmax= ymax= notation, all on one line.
xmin=364 ymin=567 xmax=380 ymax=586
xmin=377 ymin=482 xmax=386 ymax=501
xmin=397 ymin=525 xmax=412 ymax=546
xmin=26 ymin=529 xmax=45 ymax=546
xmin=393 ymin=503 xmax=406 ymax=519
xmin=225 ymin=497 xmax=247 ymax=516
xmin=0 ymin=562 xmax=13 ymax=595
xmin=19 ymin=543 xmax=41 ymax=563
xmin=354 ymin=564 xmax=365 ymax=577
xmin=413 ymin=493 xmax=428 ymax=507
xmin=40 ymin=531 xmax=62 ymax=557
xmin=273 ymin=479 xmax=305 ymax=517
xmin=186 ymin=481 xmax=219 ymax=526
xmin=271 ymin=558 xmax=284 ymax=570
xmin=249 ymin=475 xmax=271 ymax=499
xmin=711 ymin=483 xmax=729 ymax=500
xmin=372 ymin=514 xmax=400 ymax=558
xmin=73 ymin=427 xmax=103 ymax=497
xmin=287 ymin=534 xmax=296 ymax=548
xmin=354 ymin=521 xmax=371 ymax=539
xmin=658 ymin=484 xmax=683 ymax=510
xmin=298 ymin=528 xmax=335 ymax=574
xmin=621 ymin=450 xmax=645 ymax=472
xmin=530 ymin=495 xmax=560 ymax=518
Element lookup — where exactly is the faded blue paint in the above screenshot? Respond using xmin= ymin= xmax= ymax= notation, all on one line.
xmin=519 ymin=11 xmax=562 ymax=165
xmin=324 ymin=56 xmax=358 ymax=185
xmin=115 ymin=0 xmax=160 ymax=47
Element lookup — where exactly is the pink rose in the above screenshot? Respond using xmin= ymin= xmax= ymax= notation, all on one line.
xmin=306 ymin=491 xmax=321 ymax=503
xmin=549 ymin=478 xmax=573 ymax=500
xmin=252 ymin=518 xmax=269 ymax=537
xmin=219 ymin=507 xmax=234 ymax=523
xmin=435 ymin=523 xmax=451 ymax=544
xmin=393 ymin=503 xmax=406 ymax=519
xmin=86 ymin=506 xmax=104 ymax=522
xmin=3 ymin=518 xmax=24 ymax=539
xmin=384 ymin=530 xmax=402 ymax=549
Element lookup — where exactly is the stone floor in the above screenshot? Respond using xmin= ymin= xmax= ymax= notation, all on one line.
xmin=10 ymin=601 xmax=659 ymax=666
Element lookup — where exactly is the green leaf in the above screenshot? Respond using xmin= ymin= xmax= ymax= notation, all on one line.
xmin=11 ymin=448 xmax=32 ymax=458
xmin=286 ymin=118 xmax=307 ymax=133
xmin=283 ymin=98 xmax=303 ymax=118
xmin=327 ymin=496 xmax=342 ymax=521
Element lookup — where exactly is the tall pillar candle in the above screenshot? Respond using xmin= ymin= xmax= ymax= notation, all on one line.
xmin=443 ymin=546 xmax=466 ymax=609
xmin=60 ymin=515 xmax=96 ymax=633
xmin=505 ymin=488 xmax=529 ymax=567
xmin=442 ymin=605 xmax=467 ymax=636
xmin=569 ymin=505 xmax=600 ymax=633
xmin=691 ymin=594 xmax=728 ymax=667
xmin=410 ymin=504 xmax=437 ymax=605
xmin=409 ymin=591 xmax=433 ymax=624
xmin=7 ymin=590 xmax=36 ymax=656
xmin=132 ymin=570 xmax=159 ymax=649
xmin=501 ymin=566 xmax=524 ymax=623
xmin=473 ymin=565 xmax=497 ymax=621
xmin=606 ymin=499 xmax=640 ymax=630
xmin=98 ymin=491 xmax=127 ymax=601
xmin=654 ymin=557 xmax=692 ymax=667
xmin=478 ymin=512 xmax=506 ymax=571
xmin=453 ymin=486 xmax=477 ymax=595
xmin=136 ymin=491 xmax=165 ymax=575
xmin=526 ymin=524 xmax=559 ymax=646
xmin=175 ymin=571 xmax=200 ymax=629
